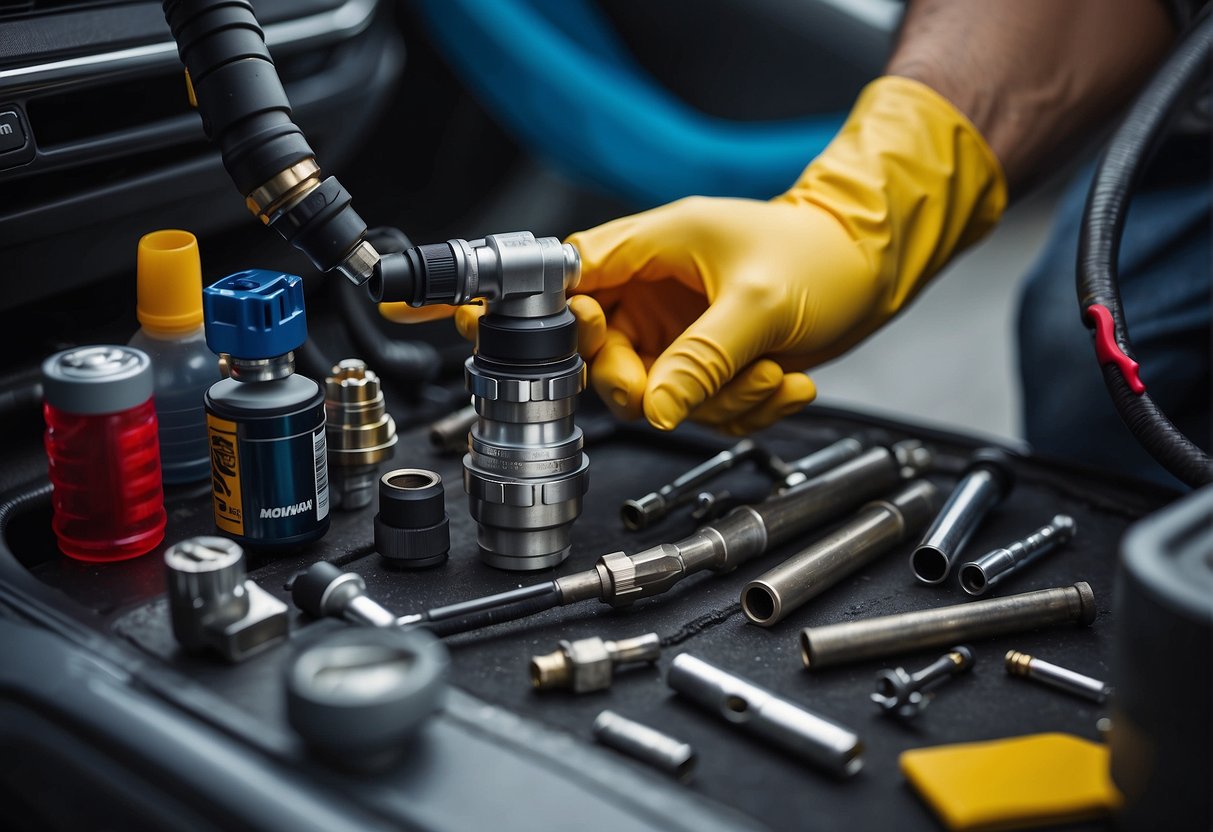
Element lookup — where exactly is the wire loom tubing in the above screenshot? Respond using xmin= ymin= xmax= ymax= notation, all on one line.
xmin=1077 ymin=8 xmax=1213 ymax=487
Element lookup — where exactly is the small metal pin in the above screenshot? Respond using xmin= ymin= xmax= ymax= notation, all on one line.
xmin=1005 ymin=650 xmax=1112 ymax=704
xmin=871 ymin=646 xmax=975 ymax=719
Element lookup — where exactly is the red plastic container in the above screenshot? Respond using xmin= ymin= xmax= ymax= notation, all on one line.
xmin=42 ymin=346 xmax=167 ymax=561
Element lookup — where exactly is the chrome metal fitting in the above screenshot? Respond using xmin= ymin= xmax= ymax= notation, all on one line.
xmin=871 ymin=646 xmax=974 ymax=719
xmin=960 ymin=514 xmax=1077 ymax=596
xmin=336 ymin=239 xmax=380 ymax=287
xmin=800 ymin=582 xmax=1097 ymax=670
xmin=530 ymin=633 xmax=660 ymax=693
xmin=667 ymin=654 xmax=863 ymax=777
xmin=593 ymin=710 xmax=696 ymax=783
xmin=165 ymin=536 xmax=288 ymax=662
xmin=324 ymin=359 xmax=398 ymax=510
xmin=228 ymin=352 xmax=295 ymax=383
xmin=1005 ymin=649 xmax=1112 ymax=704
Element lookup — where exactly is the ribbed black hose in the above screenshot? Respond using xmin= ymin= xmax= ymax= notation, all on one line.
xmin=0 ymin=480 xmax=52 ymax=540
xmin=1077 ymin=9 xmax=1213 ymax=486
xmin=162 ymin=0 xmax=369 ymax=274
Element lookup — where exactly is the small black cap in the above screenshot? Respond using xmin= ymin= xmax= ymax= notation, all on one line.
xmin=367 ymin=251 xmax=417 ymax=304
xmin=376 ymin=469 xmax=450 ymax=568
xmin=291 ymin=561 xmax=346 ymax=617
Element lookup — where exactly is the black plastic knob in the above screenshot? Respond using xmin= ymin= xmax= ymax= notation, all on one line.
xmin=375 ymin=469 xmax=450 ymax=568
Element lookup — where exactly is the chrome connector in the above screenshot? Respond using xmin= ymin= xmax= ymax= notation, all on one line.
xmin=530 ymin=633 xmax=661 ymax=693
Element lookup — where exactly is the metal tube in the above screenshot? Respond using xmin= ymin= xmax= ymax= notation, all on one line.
xmin=428 ymin=403 xmax=477 ymax=454
xmin=799 ymin=582 xmax=1097 ymax=670
xmin=621 ymin=439 xmax=763 ymax=531
xmin=959 ymin=515 xmax=1077 ymax=596
xmin=1005 ymin=650 xmax=1112 ymax=704
xmin=910 ymin=448 xmax=1013 ymax=584
xmin=780 ymin=437 xmax=866 ymax=489
xmin=667 ymin=654 xmax=863 ymax=777
xmin=742 ymin=481 xmax=940 ymax=627
xmin=592 ymin=710 xmax=697 ymax=783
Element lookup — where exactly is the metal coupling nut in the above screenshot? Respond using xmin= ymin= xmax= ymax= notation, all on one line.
xmin=530 ymin=633 xmax=661 ymax=693
xmin=325 ymin=359 xmax=398 ymax=510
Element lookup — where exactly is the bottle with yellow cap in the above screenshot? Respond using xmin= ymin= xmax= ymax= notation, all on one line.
xmin=128 ymin=229 xmax=221 ymax=484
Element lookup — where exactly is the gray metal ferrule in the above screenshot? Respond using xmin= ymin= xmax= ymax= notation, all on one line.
xmin=465 ymin=357 xmax=585 ymax=404
xmin=593 ymin=710 xmax=697 ymax=783
xmin=667 ymin=654 xmax=863 ymax=777
xmin=960 ymin=515 xmax=1077 ymax=596
xmin=229 ymin=352 xmax=295 ymax=382
xmin=42 ymin=345 xmax=153 ymax=414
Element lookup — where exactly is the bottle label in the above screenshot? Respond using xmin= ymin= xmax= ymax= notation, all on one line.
xmin=206 ymin=413 xmax=244 ymax=536
xmin=313 ymin=427 xmax=330 ymax=521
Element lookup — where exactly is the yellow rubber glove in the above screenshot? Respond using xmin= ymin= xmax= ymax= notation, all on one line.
xmin=565 ymin=75 xmax=1007 ymax=432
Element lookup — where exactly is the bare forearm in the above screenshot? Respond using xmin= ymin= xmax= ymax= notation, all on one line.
xmin=887 ymin=0 xmax=1175 ymax=192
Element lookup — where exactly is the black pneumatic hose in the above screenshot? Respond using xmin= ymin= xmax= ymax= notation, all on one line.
xmin=1077 ymin=8 xmax=1213 ymax=487
xmin=162 ymin=0 xmax=369 ymax=275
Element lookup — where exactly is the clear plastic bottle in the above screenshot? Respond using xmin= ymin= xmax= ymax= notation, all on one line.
xmin=128 ymin=229 xmax=220 ymax=484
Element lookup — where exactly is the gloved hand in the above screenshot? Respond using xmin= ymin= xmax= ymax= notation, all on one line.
xmin=562 ymin=75 xmax=1007 ymax=433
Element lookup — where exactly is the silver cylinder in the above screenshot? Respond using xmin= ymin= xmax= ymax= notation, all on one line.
xmin=959 ymin=514 xmax=1077 ymax=596
xmin=667 ymin=654 xmax=863 ymax=777
xmin=1005 ymin=650 xmax=1111 ymax=703
xmin=464 ymin=359 xmax=589 ymax=571
xmin=165 ymin=536 xmax=249 ymax=651
xmin=742 ymin=480 xmax=940 ymax=627
xmin=800 ymin=582 xmax=1097 ymax=670
xmin=593 ymin=710 xmax=697 ymax=783
xmin=428 ymin=403 xmax=477 ymax=454
xmin=911 ymin=451 xmax=1013 ymax=584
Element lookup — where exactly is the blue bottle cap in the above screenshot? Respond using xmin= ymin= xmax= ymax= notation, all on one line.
xmin=204 ymin=270 xmax=307 ymax=360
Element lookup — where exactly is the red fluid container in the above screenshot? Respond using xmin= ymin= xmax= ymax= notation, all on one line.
xmin=42 ymin=346 xmax=167 ymax=561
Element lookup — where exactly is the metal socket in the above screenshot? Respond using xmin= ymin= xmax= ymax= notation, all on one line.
xmin=667 ymin=654 xmax=863 ymax=777
xmin=742 ymin=480 xmax=940 ymax=627
xmin=911 ymin=448 xmax=1014 ymax=584
xmin=959 ymin=514 xmax=1076 ymax=596
xmin=593 ymin=710 xmax=697 ymax=783
xmin=800 ymin=582 xmax=1096 ymax=670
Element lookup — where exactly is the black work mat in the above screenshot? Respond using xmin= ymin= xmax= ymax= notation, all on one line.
xmin=17 ymin=405 xmax=1173 ymax=832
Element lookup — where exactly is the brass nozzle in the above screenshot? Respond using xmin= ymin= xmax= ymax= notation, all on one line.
xmin=1005 ymin=649 xmax=1034 ymax=676
xmin=324 ymin=359 xmax=398 ymax=510
xmin=530 ymin=650 xmax=573 ymax=690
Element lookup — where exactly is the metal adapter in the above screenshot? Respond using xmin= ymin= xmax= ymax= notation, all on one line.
xmin=871 ymin=646 xmax=974 ymax=719
xmin=324 ymin=359 xmax=398 ymax=510
xmin=959 ymin=514 xmax=1076 ymax=596
xmin=373 ymin=232 xmax=586 ymax=571
xmin=530 ymin=633 xmax=660 ymax=693
xmin=668 ymin=654 xmax=863 ymax=777
xmin=165 ymin=536 xmax=288 ymax=662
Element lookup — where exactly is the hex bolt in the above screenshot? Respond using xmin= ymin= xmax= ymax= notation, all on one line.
xmin=871 ymin=646 xmax=974 ymax=719
xmin=531 ymin=633 xmax=661 ymax=693
xmin=1005 ymin=650 xmax=1113 ymax=704
xmin=959 ymin=515 xmax=1077 ymax=596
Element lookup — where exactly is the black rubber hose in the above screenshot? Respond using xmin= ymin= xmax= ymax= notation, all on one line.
xmin=162 ymin=0 xmax=369 ymax=275
xmin=0 ymin=480 xmax=52 ymax=540
xmin=424 ymin=582 xmax=562 ymax=637
xmin=1076 ymin=9 xmax=1213 ymax=487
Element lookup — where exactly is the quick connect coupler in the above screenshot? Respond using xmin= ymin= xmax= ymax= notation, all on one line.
xmin=372 ymin=232 xmax=585 ymax=570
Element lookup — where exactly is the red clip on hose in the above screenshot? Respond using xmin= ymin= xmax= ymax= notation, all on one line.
xmin=1085 ymin=304 xmax=1145 ymax=395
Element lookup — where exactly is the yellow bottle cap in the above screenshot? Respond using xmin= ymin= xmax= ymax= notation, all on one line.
xmin=136 ymin=229 xmax=204 ymax=335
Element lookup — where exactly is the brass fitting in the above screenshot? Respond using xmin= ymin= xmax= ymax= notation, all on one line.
xmin=245 ymin=158 xmax=322 ymax=226
xmin=324 ymin=359 xmax=398 ymax=510
xmin=530 ymin=633 xmax=661 ymax=693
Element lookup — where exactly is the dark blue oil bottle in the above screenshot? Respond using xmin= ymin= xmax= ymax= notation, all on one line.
xmin=203 ymin=270 xmax=329 ymax=548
